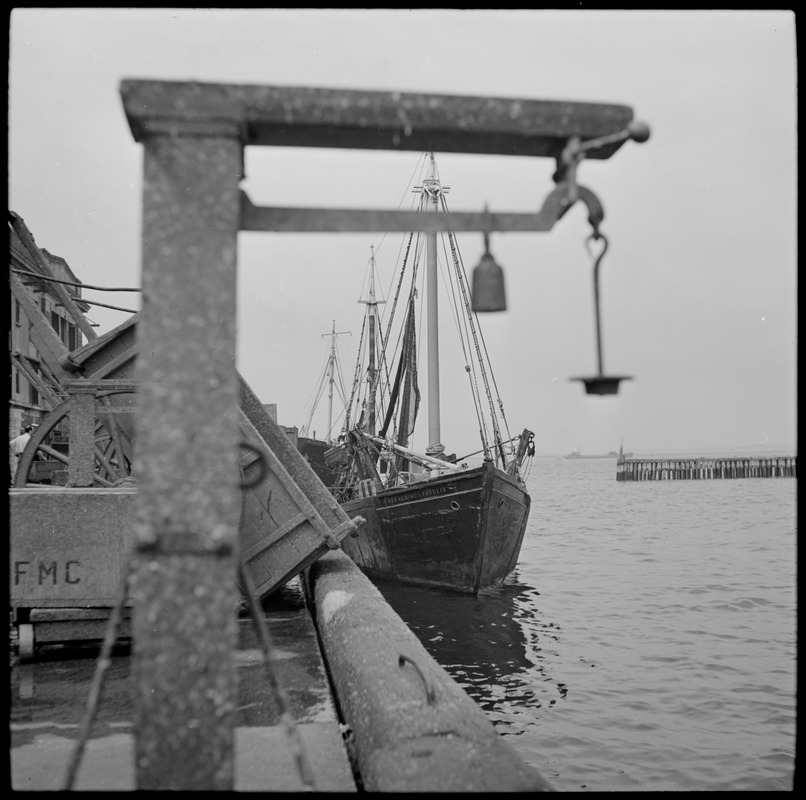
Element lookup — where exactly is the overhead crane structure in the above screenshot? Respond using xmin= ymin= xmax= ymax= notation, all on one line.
xmin=124 ymin=81 xmax=653 ymax=789
xmin=121 ymin=81 xmax=649 ymax=236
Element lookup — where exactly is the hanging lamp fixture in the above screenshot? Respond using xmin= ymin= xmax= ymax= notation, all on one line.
xmin=571 ymin=230 xmax=632 ymax=395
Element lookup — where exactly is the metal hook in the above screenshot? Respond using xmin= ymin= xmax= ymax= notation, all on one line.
xmin=585 ymin=232 xmax=609 ymax=377
xmin=399 ymin=654 xmax=436 ymax=705
xmin=571 ymin=230 xmax=632 ymax=395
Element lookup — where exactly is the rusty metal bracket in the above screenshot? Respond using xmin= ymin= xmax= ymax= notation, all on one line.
xmin=544 ymin=181 xmax=605 ymax=236
xmin=550 ymin=120 xmax=648 ymax=232
xmin=555 ymin=121 xmax=651 ymax=184
xmin=575 ymin=185 xmax=605 ymax=237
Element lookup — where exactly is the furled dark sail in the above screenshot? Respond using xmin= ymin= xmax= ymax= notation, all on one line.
xmin=396 ymin=298 xmax=420 ymax=449
xmin=379 ymin=297 xmax=419 ymax=449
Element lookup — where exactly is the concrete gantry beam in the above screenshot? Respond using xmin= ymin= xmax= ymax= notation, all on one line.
xmin=120 ymin=81 xmax=647 ymax=238
xmin=120 ymin=80 xmax=635 ymax=159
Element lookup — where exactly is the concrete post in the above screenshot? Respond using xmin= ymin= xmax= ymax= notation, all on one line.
xmin=68 ymin=386 xmax=96 ymax=487
xmin=129 ymin=120 xmax=244 ymax=790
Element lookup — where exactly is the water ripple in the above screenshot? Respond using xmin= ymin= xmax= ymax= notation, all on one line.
xmin=375 ymin=461 xmax=796 ymax=791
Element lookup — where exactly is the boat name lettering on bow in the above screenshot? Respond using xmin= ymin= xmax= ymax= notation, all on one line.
xmin=379 ymin=483 xmax=455 ymax=506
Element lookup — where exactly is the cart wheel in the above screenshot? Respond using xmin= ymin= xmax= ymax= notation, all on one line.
xmin=14 ymin=390 xmax=136 ymax=487
xmin=18 ymin=623 xmax=35 ymax=661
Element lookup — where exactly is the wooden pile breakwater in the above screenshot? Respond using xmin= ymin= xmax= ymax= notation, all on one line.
xmin=617 ymin=455 xmax=796 ymax=482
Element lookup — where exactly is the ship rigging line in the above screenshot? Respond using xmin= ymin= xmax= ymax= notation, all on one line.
xmin=441 ymin=193 xmax=508 ymax=466
xmin=438 ymin=224 xmax=491 ymax=458
xmin=448 ymin=229 xmax=513 ymax=448
xmin=454 ymin=434 xmax=523 ymax=463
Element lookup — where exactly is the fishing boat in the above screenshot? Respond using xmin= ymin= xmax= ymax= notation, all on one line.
xmin=296 ymin=321 xmax=351 ymax=489
xmin=324 ymin=154 xmax=535 ymax=595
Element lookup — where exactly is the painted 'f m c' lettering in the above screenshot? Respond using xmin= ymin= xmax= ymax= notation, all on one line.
xmin=14 ymin=561 xmax=30 ymax=585
xmin=39 ymin=561 xmax=58 ymax=585
xmin=12 ymin=560 xmax=83 ymax=585
xmin=65 ymin=560 xmax=81 ymax=584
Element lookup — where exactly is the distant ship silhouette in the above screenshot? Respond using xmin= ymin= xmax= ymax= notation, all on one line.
xmin=565 ymin=443 xmax=633 ymax=460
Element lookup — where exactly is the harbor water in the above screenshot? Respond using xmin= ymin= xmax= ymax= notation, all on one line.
xmin=374 ymin=454 xmax=797 ymax=791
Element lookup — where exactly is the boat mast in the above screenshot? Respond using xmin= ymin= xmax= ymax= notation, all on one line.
xmin=302 ymin=320 xmax=349 ymax=442
xmin=423 ymin=154 xmax=444 ymax=458
xmin=322 ymin=320 xmax=343 ymax=444
xmin=326 ymin=322 xmax=335 ymax=441
xmin=359 ymin=246 xmax=382 ymax=435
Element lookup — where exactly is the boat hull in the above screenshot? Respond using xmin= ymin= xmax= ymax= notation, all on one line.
xmin=297 ymin=436 xmax=338 ymax=488
xmin=339 ymin=460 xmax=530 ymax=594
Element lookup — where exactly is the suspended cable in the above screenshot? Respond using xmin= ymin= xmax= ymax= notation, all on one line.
xmin=12 ymin=267 xmax=141 ymax=292
xmin=79 ymin=298 xmax=138 ymax=313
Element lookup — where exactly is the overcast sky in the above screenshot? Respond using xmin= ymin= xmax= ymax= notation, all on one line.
xmin=8 ymin=9 xmax=796 ymax=457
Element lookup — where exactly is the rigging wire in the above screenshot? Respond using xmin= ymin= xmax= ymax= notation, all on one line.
xmin=371 ymin=152 xmax=428 ymax=271
xmin=373 ymin=154 xmax=430 ymax=421
xmin=298 ymin=348 xmax=332 ymax=436
xmin=321 ymin=344 xmax=351 ymax=442
xmin=384 ymin=232 xmax=421 ymax=445
xmin=298 ymin=331 xmax=352 ymax=442
xmin=426 ymin=154 xmax=510 ymax=465
xmin=295 ymin=346 xmax=330 ymax=427
xmin=440 ymin=190 xmax=508 ymax=466
xmin=448 ymin=228 xmax=516 ymax=449
xmin=344 ymin=249 xmax=394 ymax=438
xmin=331 ymin=346 xmax=351 ymax=412
xmin=434 ymin=221 xmax=492 ymax=459
xmin=344 ymin=307 xmax=370 ymax=432
xmin=339 ymin=151 xmax=524 ymax=476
